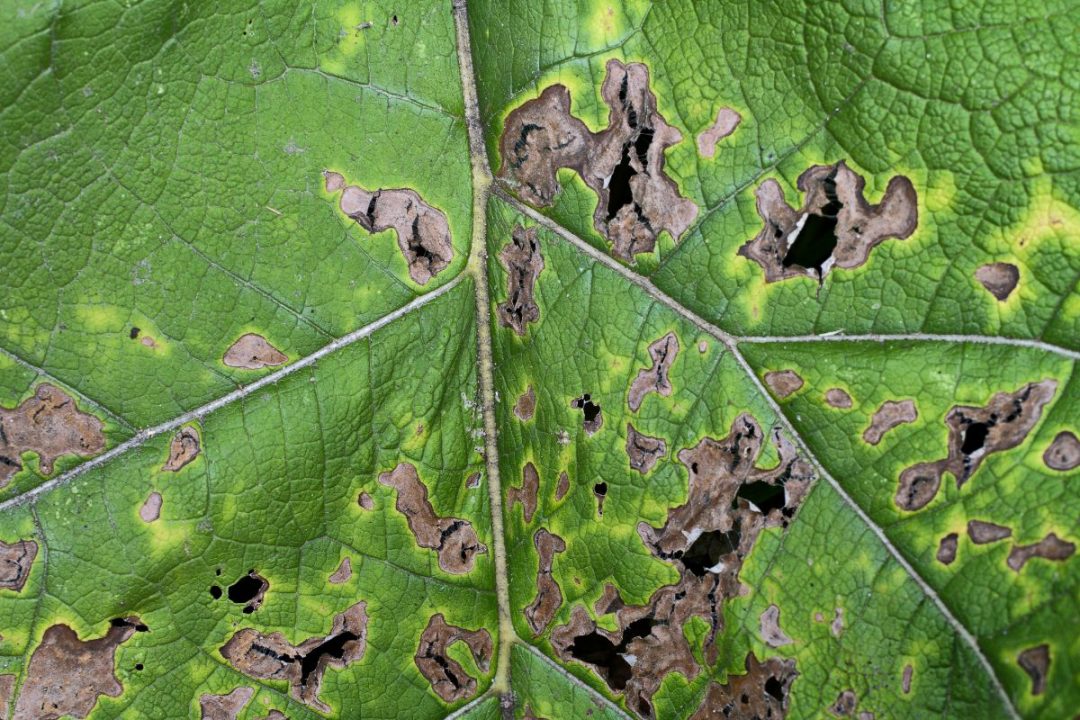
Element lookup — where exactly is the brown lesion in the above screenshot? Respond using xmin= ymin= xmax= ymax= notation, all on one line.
xmin=1007 ymin=533 xmax=1075 ymax=572
xmin=895 ymin=380 xmax=1057 ymax=512
xmin=825 ymin=388 xmax=853 ymax=409
xmin=0 ymin=538 xmax=37 ymax=592
xmin=525 ymin=528 xmax=567 ymax=635
xmin=555 ymin=471 xmax=570 ymax=501
xmin=378 ymin=462 xmax=487 ymax=574
xmin=498 ymin=59 xmax=699 ymax=264
xmin=862 ymin=399 xmax=917 ymax=445
xmin=763 ymin=370 xmax=803 ymax=399
xmin=507 ymin=462 xmax=540 ymax=524
xmin=1016 ymin=644 xmax=1050 ymax=695
xmin=328 ymin=557 xmax=352 ymax=584
xmin=324 ymin=171 xmax=454 ymax=285
xmin=975 ymin=262 xmax=1020 ymax=301
xmin=514 ymin=385 xmax=537 ymax=421
xmin=739 ymin=161 xmax=918 ymax=283
xmin=936 ymin=533 xmax=958 ymax=565
xmin=689 ymin=653 xmax=797 ymax=720
xmin=414 ymin=614 xmax=493 ymax=703
xmin=1043 ymin=430 xmax=1079 ymax=471
xmin=966 ymin=520 xmax=1012 ymax=544
xmin=162 ymin=426 xmax=200 ymax=472
xmin=199 ymin=687 xmax=254 ymax=720
xmin=759 ymin=604 xmax=793 ymax=647
xmin=220 ymin=601 xmax=367 ymax=714
xmin=223 ymin=334 xmax=288 ymax=370
xmin=828 ymin=690 xmax=858 ymax=717
xmin=625 ymin=423 xmax=666 ymax=474
xmin=696 ymin=107 xmax=742 ymax=159
xmin=570 ymin=394 xmax=604 ymax=436
xmin=497 ymin=226 xmax=545 ymax=336
xmin=139 ymin=491 xmax=162 ymax=523
xmin=628 ymin=333 xmax=679 ymax=412
xmin=0 ymin=383 xmax=106 ymax=488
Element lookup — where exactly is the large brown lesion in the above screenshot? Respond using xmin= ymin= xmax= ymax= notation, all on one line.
xmin=739 ymin=161 xmax=918 ymax=283
xmin=198 ymin=687 xmax=253 ymax=720
xmin=162 ymin=426 xmax=200 ymax=472
xmin=0 ymin=538 xmax=37 ymax=592
xmin=414 ymin=614 xmax=493 ymax=703
xmin=497 ymin=225 xmax=545 ymax=336
xmin=0 ymin=384 xmax=106 ymax=488
xmin=507 ymin=462 xmax=540 ymax=524
xmin=551 ymin=415 xmax=813 ymax=719
xmin=688 ymin=653 xmax=797 ymax=720
xmin=498 ymin=59 xmax=699 ymax=264
xmin=625 ymin=423 xmax=666 ymax=474
xmin=895 ymin=380 xmax=1057 ymax=512
xmin=525 ymin=528 xmax=567 ymax=635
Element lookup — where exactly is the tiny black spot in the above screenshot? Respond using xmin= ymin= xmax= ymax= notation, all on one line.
xmin=134 ymin=663 xmax=144 ymax=671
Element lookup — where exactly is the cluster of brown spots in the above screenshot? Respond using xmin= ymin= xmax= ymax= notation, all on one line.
xmin=966 ymin=520 xmax=1011 ymax=544
xmin=222 ymin=334 xmax=288 ymax=370
xmin=0 ymin=539 xmax=37 ymax=592
xmin=740 ymin=161 xmax=918 ymax=283
xmin=759 ymin=604 xmax=793 ymax=647
xmin=696 ymin=107 xmax=742 ymax=159
xmin=570 ymin=394 xmax=604 ymax=436
xmin=936 ymin=533 xmax=958 ymax=565
xmin=551 ymin=415 xmax=813 ymax=718
xmin=0 ymin=384 xmax=106 ymax=487
xmin=689 ymin=653 xmax=797 ymax=720
xmin=498 ymin=60 xmax=699 ymax=263
xmin=220 ymin=601 xmax=367 ymax=713
xmin=139 ymin=491 xmax=163 ymax=523
xmin=625 ymin=423 xmax=666 ymax=474
xmin=862 ymin=399 xmax=917 ymax=445
xmin=825 ymin=388 xmax=853 ymax=409
xmin=1016 ymin=644 xmax=1050 ymax=695
xmin=378 ymin=462 xmax=487 ymax=574
xmin=764 ymin=370 xmax=803 ymax=399
xmin=14 ymin=617 xmax=146 ymax=720
xmin=162 ymin=427 xmax=200 ymax=472
xmin=525 ymin=529 xmax=567 ymax=635
xmin=508 ymin=462 xmax=540 ymax=524
xmin=414 ymin=614 xmax=493 ymax=703
xmin=1007 ymin=533 xmax=1075 ymax=572
xmin=555 ymin=471 xmax=570 ymax=501
xmin=829 ymin=690 xmax=858 ymax=717
xmin=1043 ymin=431 xmax=1080 ymax=471
xmin=199 ymin=687 xmax=253 ymax=720
xmin=895 ymin=380 xmax=1057 ymax=511
xmin=628 ymin=333 xmax=679 ymax=412
xmin=514 ymin=385 xmax=537 ymax=421
xmin=497 ymin=226 xmax=545 ymax=336
xmin=328 ymin=557 xmax=352 ymax=585
xmin=325 ymin=172 xmax=453 ymax=285
xmin=975 ymin=262 xmax=1020 ymax=301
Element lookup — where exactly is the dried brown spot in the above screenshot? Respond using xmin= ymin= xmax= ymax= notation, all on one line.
xmin=896 ymin=380 xmax=1057 ymax=511
xmin=465 ymin=472 xmax=481 ymax=489
xmin=829 ymin=690 xmax=857 ymax=717
xmin=764 ymin=370 xmax=803 ymax=399
xmin=0 ymin=674 xmax=14 ymax=719
xmin=552 ymin=415 xmax=813 ymax=718
xmin=357 ymin=492 xmax=374 ymax=510
xmin=0 ymin=539 xmax=37 ymax=592
xmin=1044 ymin=431 xmax=1080 ymax=471
xmin=14 ymin=617 xmax=144 ymax=720
xmin=696 ymin=108 xmax=742 ymax=159
xmin=328 ymin=557 xmax=352 ymax=585
xmin=162 ymin=427 xmax=200 ymax=472
xmin=901 ymin=664 xmax=913 ymax=694
xmin=1007 ymin=533 xmax=1075 ymax=572
xmin=514 ymin=385 xmax=537 ymax=421
xmin=322 ymin=170 xmax=345 ymax=192
xmin=220 ymin=601 xmax=367 ymax=713
xmin=740 ymin=161 xmax=918 ymax=283
xmin=508 ymin=462 xmax=540 ymax=524
xmin=830 ymin=607 xmax=844 ymax=638
xmin=525 ymin=529 xmax=567 ymax=635
xmin=862 ymin=400 xmax=917 ymax=445
xmin=689 ymin=653 xmax=797 ymax=720
xmin=497 ymin=226 xmax=545 ymax=336
xmin=498 ymin=60 xmax=699 ymax=263
xmin=975 ymin=263 xmax=1020 ymax=301
xmin=139 ymin=492 xmax=162 ymax=523
xmin=327 ymin=175 xmax=453 ymax=285
xmin=626 ymin=423 xmax=667 ymax=474
xmin=555 ymin=471 xmax=570 ymax=501
xmin=1016 ymin=644 xmax=1050 ymax=695
xmin=414 ymin=614 xmax=492 ymax=703
xmin=760 ymin=604 xmax=793 ymax=647
xmin=571 ymin=394 xmax=603 ymax=436
xmin=0 ymin=384 xmax=105 ymax=488
xmin=223 ymin=334 xmax=287 ymax=370
xmin=199 ymin=687 xmax=254 ymax=720
xmin=825 ymin=388 xmax=853 ymax=409
xmin=594 ymin=583 xmax=624 ymax=616
xmin=628 ymin=333 xmax=679 ymax=412
xmin=967 ymin=520 xmax=1012 ymax=544
xmin=378 ymin=462 xmax=487 ymax=574
xmin=936 ymin=534 xmax=958 ymax=565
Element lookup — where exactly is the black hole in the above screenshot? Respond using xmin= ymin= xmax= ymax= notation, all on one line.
xmin=737 ymin=481 xmax=786 ymax=514
xmin=572 ymin=394 xmax=602 ymax=423
xmin=299 ymin=632 xmax=359 ymax=688
xmin=209 ymin=585 xmax=222 ymax=600
xmin=110 ymin=618 xmax=149 ymax=632
xmin=961 ymin=422 xmax=990 ymax=455
xmin=764 ymin=676 xmax=785 ymax=702
xmin=593 ymin=482 xmax=607 ymax=496
xmin=134 ymin=663 xmax=144 ymax=671
xmin=227 ymin=572 xmax=264 ymax=605
xmin=568 ymin=617 xmax=654 ymax=692
xmin=782 ymin=174 xmax=842 ymax=275
xmin=605 ymin=144 xmax=638 ymax=221
xmin=680 ymin=528 xmax=739 ymax=576
xmin=129 ymin=327 xmax=140 ymax=339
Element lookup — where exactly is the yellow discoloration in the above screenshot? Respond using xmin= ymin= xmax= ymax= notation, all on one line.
xmin=924 ymin=169 xmax=958 ymax=214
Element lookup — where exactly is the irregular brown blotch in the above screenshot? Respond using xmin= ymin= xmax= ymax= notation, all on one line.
xmin=139 ymin=491 xmax=162 ymax=523
xmin=378 ymin=462 xmax=487 ymax=574
xmin=507 ymin=462 xmax=540 ymax=524
xmin=760 ymin=604 xmax=793 ymax=647
xmin=1016 ymin=644 xmax=1050 ymax=695
xmin=628 ymin=333 xmax=680 ymax=412
xmin=901 ymin=664 xmax=913 ymax=694
xmin=414 ymin=614 xmax=493 ymax=703
xmin=514 ymin=385 xmax=537 ymax=421
xmin=327 ymin=175 xmax=453 ymax=285
xmin=825 ymin=388 xmax=853 ymax=409
xmin=322 ymin=170 xmax=345 ymax=192
xmin=498 ymin=60 xmax=699 ymax=263
xmin=764 ymin=370 xmax=803 ymax=399
xmin=328 ymin=557 xmax=352 ymax=585
xmin=0 ymin=539 xmax=37 ymax=592
xmin=14 ymin=617 xmax=144 ymax=720
xmin=696 ymin=107 xmax=742 ymax=159
xmin=223 ymin=334 xmax=287 ymax=370
xmin=626 ymin=423 xmax=666 ymax=474
xmin=936 ymin=533 xmax=958 ymax=565
xmin=220 ymin=601 xmax=367 ymax=713
xmin=497 ymin=225 xmax=545 ymax=336
xmin=570 ymin=394 xmax=603 ymax=435
xmin=830 ymin=607 xmax=844 ymax=638
xmin=1007 ymin=533 xmax=1075 ymax=572
xmin=465 ymin=472 xmax=481 ymax=489
xmin=357 ymin=491 xmax=374 ymax=510
xmin=862 ymin=399 xmax=917 ymax=445
xmin=162 ymin=427 xmax=200 ymax=472
xmin=552 ymin=415 xmax=813 ymax=718
xmin=0 ymin=383 xmax=105 ymax=488
xmin=740 ymin=160 xmax=918 ymax=283
xmin=689 ymin=653 xmax=797 ymax=720
xmin=829 ymin=690 xmax=857 ymax=717
xmin=525 ymin=528 xmax=567 ymax=635
xmin=1044 ymin=431 xmax=1080 ymax=471
xmin=895 ymin=380 xmax=1057 ymax=512
xmin=555 ymin=471 xmax=570 ymax=501
xmin=199 ymin=687 xmax=254 ymax=720
xmin=594 ymin=583 xmax=624 ymax=616
xmin=975 ymin=262 xmax=1020 ymax=301
xmin=0 ymin=674 xmax=14 ymax=719
xmin=967 ymin=520 xmax=1012 ymax=545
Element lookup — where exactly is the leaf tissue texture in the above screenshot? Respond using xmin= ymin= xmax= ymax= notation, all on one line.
xmin=0 ymin=1 xmax=1077 ymax=719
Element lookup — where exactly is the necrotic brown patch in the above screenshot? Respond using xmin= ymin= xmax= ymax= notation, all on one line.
xmin=525 ymin=528 xmax=567 ymax=635
xmin=764 ymin=370 xmax=803 ymax=399
xmin=1043 ymin=431 xmax=1080 ymax=471
xmin=966 ymin=520 xmax=1012 ymax=544
xmin=689 ymin=653 xmax=797 ymax=720
xmin=497 ymin=225 xmax=545 ymax=336
xmin=1016 ymin=644 xmax=1050 ymax=695
xmin=760 ymin=604 xmax=793 ymax=647
xmin=628 ymin=333 xmax=679 ymax=412
xmin=414 ymin=614 xmax=492 ymax=703
xmin=162 ymin=427 xmax=200 ymax=472
xmin=139 ymin=492 xmax=162 ymax=523
xmin=223 ymin=334 xmax=287 ymax=369
xmin=514 ymin=385 xmax=537 ymax=421
xmin=936 ymin=533 xmax=958 ymax=565
xmin=975 ymin=262 xmax=1020 ymax=301
xmin=696 ymin=107 xmax=742 ymax=159
xmin=328 ymin=557 xmax=352 ymax=585
xmin=199 ymin=686 xmax=254 ymax=720
xmin=507 ymin=462 xmax=540 ymax=524
xmin=0 ymin=539 xmax=37 ymax=592
xmin=825 ymin=388 xmax=853 ymax=409
xmin=1007 ymin=533 xmax=1075 ymax=572
xmin=625 ymin=423 xmax=667 ymax=474
xmin=829 ymin=690 xmax=857 ymax=717
xmin=555 ymin=471 xmax=570 ymax=501
xmin=862 ymin=399 xmax=917 ymax=445
xmin=571 ymin=394 xmax=604 ymax=435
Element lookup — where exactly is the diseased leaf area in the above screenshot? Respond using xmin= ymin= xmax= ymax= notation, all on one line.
xmin=0 ymin=1 xmax=1076 ymax=719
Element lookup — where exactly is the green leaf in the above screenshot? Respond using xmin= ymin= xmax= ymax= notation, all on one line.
xmin=0 ymin=1 xmax=1075 ymax=719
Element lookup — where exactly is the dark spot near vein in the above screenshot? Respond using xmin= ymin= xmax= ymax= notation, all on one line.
xmin=139 ymin=491 xmax=162 ymax=522
xmin=0 ymin=538 xmax=38 ymax=592
xmin=555 ymin=471 xmax=570 ymax=501
xmin=1016 ymin=644 xmax=1050 ymax=695
xmin=328 ymin=557 xmax=352 ymax=584
xmin=902 ymin=664 xmax=914 ymax=694
xmin=1043 ymin=431 xmax=1080 ymax=471
xmin=162 ymin=426 xmax=200 ymax=472
xmin=696 ymin=107 xmax=742 ymax=158
xmin=525 ymin=528 xmax=567 ymax=635
xmin=223 ymin=333 xmax=287 ymax=369
xmin=414 ymin=614 xmax=492 ymax=703
xmin=497 ymin=225 xmax=545 ymax=336
xmin=628 ymin=333 xmax=680 ymax=412
xmin=227 ymin=570 xmax=269 ymax=613
xmin=863 ymin=399 xmax=917 ymax=445
xmin=760 ymin=604 xmax=793 ymax=647
xmin=975 ymin=262 xmax=1020 ymax=301
xmin=764 ymin=370 xmax=803 ymax=399
xmin=571 ymin=394 xmax=603 ymax=435
xmin=689 ymin=653 xmax=797 ymax=720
